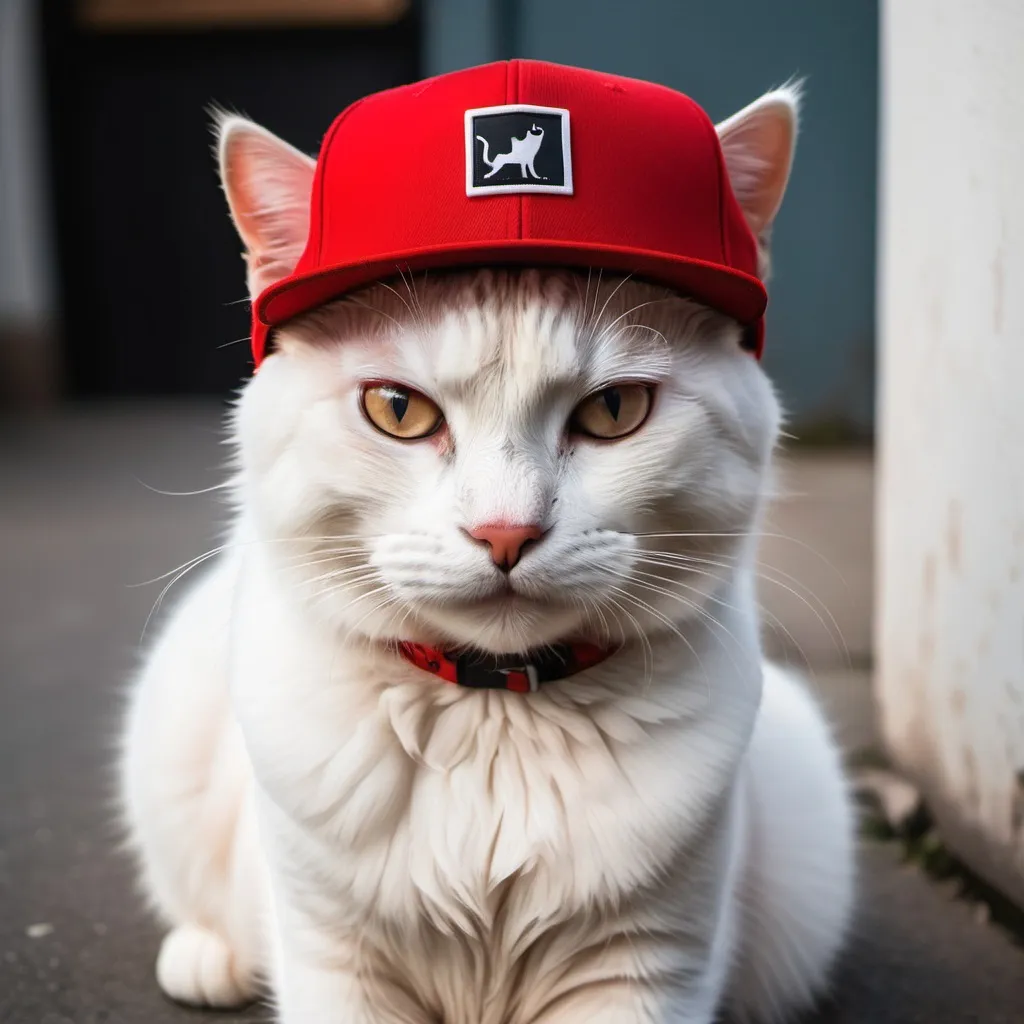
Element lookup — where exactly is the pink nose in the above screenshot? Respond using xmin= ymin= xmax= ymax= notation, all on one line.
xmin=468 ymin=523 xmax=545 ymax=571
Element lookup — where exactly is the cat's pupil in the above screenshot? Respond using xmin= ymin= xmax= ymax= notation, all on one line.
xmin=391 ymin=392 xmax=409 ymax=423
xmin=603 ymin=388 xmax=621 ymax=420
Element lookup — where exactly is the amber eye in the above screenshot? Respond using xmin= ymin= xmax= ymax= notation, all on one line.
xmin=361 ymin=384 xmax=444 ymax=440
xmin=570 ymin=384 xmax=653 ymax=440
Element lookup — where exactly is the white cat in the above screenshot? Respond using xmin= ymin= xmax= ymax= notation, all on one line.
xmin=120 ymin=83 xmax=854 ymax=1024
xmin=478 ymin=124 xmax=546 ymax=179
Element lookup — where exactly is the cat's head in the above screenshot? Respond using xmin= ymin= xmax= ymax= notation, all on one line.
xmin=218 ymin=86 xmax=799 ymax=655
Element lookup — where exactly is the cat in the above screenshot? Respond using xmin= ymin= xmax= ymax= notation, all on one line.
xmin=478 ymin=124 xmax=546 ymax=179
xmin=119 ymin=82 xmax=854 ymax=1024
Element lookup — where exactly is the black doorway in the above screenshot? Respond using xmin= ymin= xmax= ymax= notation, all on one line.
xmin=41 ymin=4 xmax=421 ymax=398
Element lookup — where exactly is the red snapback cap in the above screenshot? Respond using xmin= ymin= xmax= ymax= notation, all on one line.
xmin=250 ymin=59 xmax=768 ymax=365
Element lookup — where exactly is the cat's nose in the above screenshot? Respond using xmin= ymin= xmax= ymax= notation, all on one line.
xmin=467 ymin=523 xmax=545 ymax=571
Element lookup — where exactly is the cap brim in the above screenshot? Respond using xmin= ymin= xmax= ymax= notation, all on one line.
xmin=256 ymin=239 xmax=767 ymax=335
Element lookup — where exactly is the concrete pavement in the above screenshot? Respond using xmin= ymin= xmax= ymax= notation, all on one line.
xmin=1 ymin=404 xmax=1020 ymax=1022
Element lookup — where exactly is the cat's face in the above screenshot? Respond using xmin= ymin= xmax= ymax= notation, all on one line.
xmin=219 ymin=81 xmax=799 ymax=652
xmin=235 ymin=270 xmax=779 ymax=652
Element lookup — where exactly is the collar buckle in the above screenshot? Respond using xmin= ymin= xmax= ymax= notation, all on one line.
xmin=456 ymin=655 xmax=540 ymax=692
xmin=499 ymin=663 xmax=541 ymax=692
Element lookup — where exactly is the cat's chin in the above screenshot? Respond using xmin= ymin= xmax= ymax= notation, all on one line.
xmin=409 ymin=594 xmax=586 ymax=655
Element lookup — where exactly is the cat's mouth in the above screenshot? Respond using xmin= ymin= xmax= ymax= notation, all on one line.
xmin=455 ymin=585 xmax=530 ymax=610
xmin=445 ymin=580 xmax=564 ymax=615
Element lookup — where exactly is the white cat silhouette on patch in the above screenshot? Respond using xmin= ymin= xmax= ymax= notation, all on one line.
xmin=477 ymin=124 xmax=546 ymax=179
xmin=464 ymin=104 xmax=572 ymax=196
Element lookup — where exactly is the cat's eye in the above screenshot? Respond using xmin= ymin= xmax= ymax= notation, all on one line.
xmin=361 ymin=384 xmax=444 ymax=440
xmin=571 ymin=384 xmax=653 ymax=440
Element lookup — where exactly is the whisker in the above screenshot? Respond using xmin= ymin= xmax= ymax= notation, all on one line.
xmin=578 ymin=592 xmax=614 ymax=647
xmin=132 ymin=534 xmax=380 ymax=641
xmin=756 ymin=603 xmax=819 ymax=673
xmin=615 ymin=565 xmax=743 ymax=648
xmin=616 ymin=322 xmax=667 ymax=344
xmin=133 ymin=477 xmax=233 ymax=498
xmin=135 ymin=536 xmax=376 ymax=588
xmin=139 ymin=547 xmax=226 ymax=640
xmin=617 ymin=574 xmax=747 ymax=680
xmin=633 ymin=553 xmax=849 ymax=663
xmin=635 ymin=562 xmax=809 ymax=667
xmin=606 ymin=586 xmax=708 ymax=699
xmin=591 ymin=273 xmax=634 ymax=337
xmin=638 ymin=530 xmax=848 ymax=586
xmin=389 ymin=596 xmax=417 ymax=640
xmin=378 ymin=276 xmax=425 ymax=333
xmin=630 ymin=564 xmax=815 ymax=672
xmin=577 ymin=268 xmax=594 ymax=330
xmin=343 ymin=294 xmax=405 ymax=331
xmin=591 ymin=300 xmax=664 ymax=351
xmin=587 ymin=269 xmax=605 ymax=332
xmin=282 ymin=549 xmax=368 ymax=568
xmin=400 ymin=268 xmax=428 ymax=328
xmin=303 ymin=566 xmax=378 ymax=588
xmin=130 ymin=544 xmax=231 ymax=588
xmin=636 ymin=549 xmax=833 ymax=617
xmin=602 ymin=592 xmax=653 ymax=687
xmin=307 ymin=574 xmax=387 ymax=619
xmin=342 ymin=587 xmax=401 ymax=646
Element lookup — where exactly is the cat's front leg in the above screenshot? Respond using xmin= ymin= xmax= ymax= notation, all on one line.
xmin=268 ymin=883 xmax=427 ymax=1024
xmin=273 ymin=935 xmax=427 ymax=1024
xmin=274 ymin=954 xmax=381 ymax=1024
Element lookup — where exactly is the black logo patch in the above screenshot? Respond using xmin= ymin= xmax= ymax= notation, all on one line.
xmin=465 ymin=104 xmax=573 ymax=196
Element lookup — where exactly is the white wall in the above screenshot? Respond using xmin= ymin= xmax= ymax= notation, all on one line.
xmin=876 ymin=0 xmax=1024 ymax=905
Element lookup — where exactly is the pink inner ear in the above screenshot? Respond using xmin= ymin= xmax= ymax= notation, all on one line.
xmin=717 ymin=96 xmax=797 ymax=239
xmin=220 ymin=123 xmax=316 ymax=297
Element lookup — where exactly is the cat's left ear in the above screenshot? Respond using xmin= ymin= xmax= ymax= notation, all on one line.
xmin=215 ymin=112 xmax=316 ymax=299
xmin=716 ymin=83 xmax=801 ymax=275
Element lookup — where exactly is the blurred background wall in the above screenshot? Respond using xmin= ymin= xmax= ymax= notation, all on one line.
xmin=0 ymin=0 xmax=878 ymax=438
xmin=427 ymin=0 xmax=879 ymax=439
xmin=0 ymin=0 xmax=58 ymax=406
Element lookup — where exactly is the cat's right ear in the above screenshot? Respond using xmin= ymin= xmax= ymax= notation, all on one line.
xmin=214 ymin=113 xmax=316 ymax=299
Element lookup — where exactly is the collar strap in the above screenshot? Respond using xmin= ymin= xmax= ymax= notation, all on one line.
xmin=397 ymin=640 xmax=613 ymax=692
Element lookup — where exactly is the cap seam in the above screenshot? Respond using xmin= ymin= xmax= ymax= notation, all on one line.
xmin=502 ymin=61 xmax=513 ymax=241
xmin=511 ymin=59 xmax=523 ymax=240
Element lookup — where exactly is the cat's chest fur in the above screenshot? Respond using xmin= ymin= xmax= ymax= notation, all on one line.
xmin=232 ymin=556 xmax=756 ymax=941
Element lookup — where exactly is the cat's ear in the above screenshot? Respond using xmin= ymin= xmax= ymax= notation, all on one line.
xmin=716 ymin=83 xmax=801 ymax=274
xmin=215 ymin=112 xmax=316 ymax=298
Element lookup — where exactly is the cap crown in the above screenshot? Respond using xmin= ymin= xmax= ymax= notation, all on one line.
xmin=252 ymin=60 xmax=766 ymax=363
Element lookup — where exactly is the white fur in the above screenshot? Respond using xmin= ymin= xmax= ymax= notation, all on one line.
xmin=120 ymin=91 xmax=853 ymax=1024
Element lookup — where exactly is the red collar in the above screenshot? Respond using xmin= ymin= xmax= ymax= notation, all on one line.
xmin=397 ymin=640 xmax=614 ymax=692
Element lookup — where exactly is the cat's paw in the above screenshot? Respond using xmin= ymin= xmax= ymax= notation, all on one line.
xmin=156 ymin=924 xmax=256 ymax=1008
